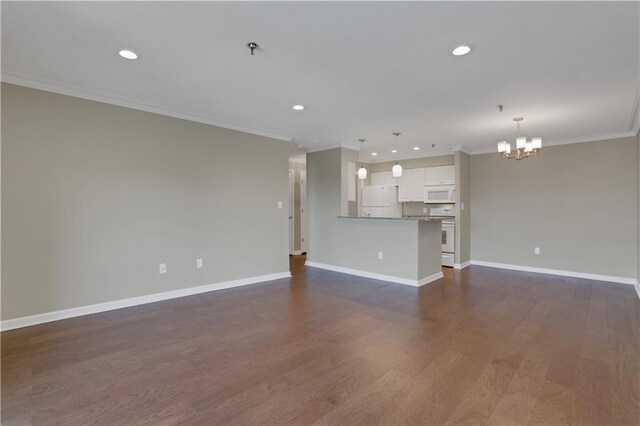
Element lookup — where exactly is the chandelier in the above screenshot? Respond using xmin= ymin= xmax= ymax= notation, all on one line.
xmin=497 ymin=117 xmax=542 ymax=160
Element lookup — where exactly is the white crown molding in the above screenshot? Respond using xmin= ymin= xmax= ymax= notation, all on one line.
xmin=450 ymin=145 xmax=471 ymax=154
xmin=469 ymin=130 xmax=638 ymax=155
xmin=470 ymin=260 xmax=637 ymax=286
xmin=1 ymin=72 xmax=294 ymax=142
xmin=305 ymin=261 xmax=443 ymax=287
xmin=305 ymin=143 xmax=360 ymax=153
xmin=0 ymin=271 xmax=291 ymax=331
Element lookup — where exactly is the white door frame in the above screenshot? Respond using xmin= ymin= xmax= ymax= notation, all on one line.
xmin=300 ymin=170 xmax=307 ymax=253
xmin=289 ymin=169 xmax=295 ymax=255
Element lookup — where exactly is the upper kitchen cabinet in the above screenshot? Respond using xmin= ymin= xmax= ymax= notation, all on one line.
xmin=370 ymin=171 xmax=398 ymax=187
xmin=411 ymin=168 xmax=425 ymax=202
xmin=398 ymin=168 xmax=424 ymax=202
xmin=398 ymin=170 xmax=412 ymax=202
xmin=425 ymin=165 xmax=455 ymax=186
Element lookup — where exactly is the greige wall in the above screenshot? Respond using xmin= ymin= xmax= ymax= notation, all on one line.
xmin=471 ymin=136 xmax=638 ymax=279
xmin=455 ymin=151 xmax=471 ymax=265
xmin=2 ymin=83 xmax=290 ymax=320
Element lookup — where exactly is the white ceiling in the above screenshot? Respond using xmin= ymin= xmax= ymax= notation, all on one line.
xmin=2 ymin=1 xmax=639 ymax=162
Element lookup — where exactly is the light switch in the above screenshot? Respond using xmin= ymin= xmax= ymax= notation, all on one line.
xmin=461 ymin=202 xmax=465 ymax=210
xmin=196 ymin=258 xmax=203 ymax=269
xmin=378 ymin=251 xmax=383 ymax=260
xmin=278 ymin=201 xmax=283 ymax=209
xmin=159 ymin=263 xmax=167 ymax=274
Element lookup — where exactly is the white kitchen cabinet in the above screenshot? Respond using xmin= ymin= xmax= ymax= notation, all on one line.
xmin=411 ymin=168 xmax=425 ymax=202
xmin=425 ymin=165 xmax=455 ymax=186
xmin=398 ymin=168 xmax=425 ymax=202
xmin=441 ymin=165 xmax=455 ymax=184
xmin=370 ymin=171 xmax=398 ymax=187
xmin=398 ymin=172 xmax=412 ymax=202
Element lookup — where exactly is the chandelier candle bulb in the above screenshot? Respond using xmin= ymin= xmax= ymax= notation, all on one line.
xmin=525 ymin=141 xmax=533 ymax=153
xmin=532 ymin=137 xmax=542 ymax=150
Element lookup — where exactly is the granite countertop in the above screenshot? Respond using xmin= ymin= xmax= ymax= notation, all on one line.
xmin=337 ymin=216 xmax=443 ymax=221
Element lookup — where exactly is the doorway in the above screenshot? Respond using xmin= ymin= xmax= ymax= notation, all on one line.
xmin=289 ymin=169 xmax=295 ymax=255
xmin=288 ymin=157 xmax=307 ymax=257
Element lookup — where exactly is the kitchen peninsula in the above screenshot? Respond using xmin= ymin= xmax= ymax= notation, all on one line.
xmin=305 ymin=215 xmax=443 ymax=287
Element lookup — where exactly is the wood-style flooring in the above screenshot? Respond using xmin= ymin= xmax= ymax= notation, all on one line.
xmin=2 ymin=255 xmax=639 ymax=425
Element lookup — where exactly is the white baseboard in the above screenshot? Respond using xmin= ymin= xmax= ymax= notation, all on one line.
xmin=454 ymin=261 xmax=471 ymax=270
xmin=635 ymin=281 xmax=640 ymax=300
xmin=470 ymin=260 xmax=637 ymax=286
xmin=417 ymin=272 xmax=446 ymax=286
xmin=305 ymin=261 xmax=443 ymax=287
xmin=1 ymin=271 xmax=292 ymax=332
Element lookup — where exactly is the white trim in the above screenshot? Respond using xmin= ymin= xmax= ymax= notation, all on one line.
xmin=470 ymin=260 xmax=637 ymax=286
xmin=635 ymin=281 xmax=640 ymax=301
xmin=305 ymin=143 xmax=360 ymax=154
xmin=0 ymin=271 xmax=291 ymax=332
xmin=454 ymin=261 xmax=471 ymax=270
xmin=305 ymin=261 xmax=443 ymax=287
xmin=417 ymin=272 xmax=446 ymax=286
xmin=450 ymin=145 xmax=472 ymax=154
xmin=1 ymin=72 xmax=293 ymax=142
xmin=469 ymin=131 xmax=637 ymax=155
xmin=291 ymin=250 xmax=303 ymax=255
xmin=288 ymin=157 xmax=306 ymax=165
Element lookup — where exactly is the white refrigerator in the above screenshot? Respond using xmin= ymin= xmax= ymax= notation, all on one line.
xmin=361 ymin=185 xmax=402 ymax=218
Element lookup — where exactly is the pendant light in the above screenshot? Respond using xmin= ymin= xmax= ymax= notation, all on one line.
xmin=391 ymin=132 xmax=403 ymax=177
xmin=357 ymin=138 xmax=368 ymax=180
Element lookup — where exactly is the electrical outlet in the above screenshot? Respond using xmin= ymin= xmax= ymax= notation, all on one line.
xmin=378 ymin=251 xmax=383 ymax=260
xmin=461 ymin=202 xmax=465 ymax=210
xmin=196 ymin=258 xmax=203 ymax=269
xmin=534 ymin=247 xmax=540 ymax=255
xmin=277 ymin=201 xmax=283 ymax=209
xmin=423 ymin=207 xmax=428 ymax=214
xmin=159 ymin=263 xmax=167 ymax=274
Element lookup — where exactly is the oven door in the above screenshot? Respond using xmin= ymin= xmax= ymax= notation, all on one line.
xmin=424 ymin=185 xmax=455 ymax=203
xmin=442 ymin=223 xmax=455 ymax=253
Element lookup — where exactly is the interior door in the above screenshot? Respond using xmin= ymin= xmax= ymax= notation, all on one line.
xmin=300 ymin=170 xmax=307 ymax=253
xmin=289 ymin=169 xmax=295 ymax=255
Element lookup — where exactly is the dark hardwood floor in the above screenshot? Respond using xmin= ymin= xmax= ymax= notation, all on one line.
xmin=2 ymin=255 xmax=639 ymax=425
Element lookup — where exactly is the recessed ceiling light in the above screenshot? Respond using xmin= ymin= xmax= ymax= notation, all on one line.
xmin=118 ymin=49 xmax=138 ymax=60
xmin=371 ymin=152 xmax=378 ymax=156
xmin=413 ymin=147 xmax=420 ymax=151
xmin=391 ymin=149 xmax=397 ymax=153
xmin=451 ymin=45 xmax=472 ymax=56
xmin=292 ymin=105 xmax=304 ymax=111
